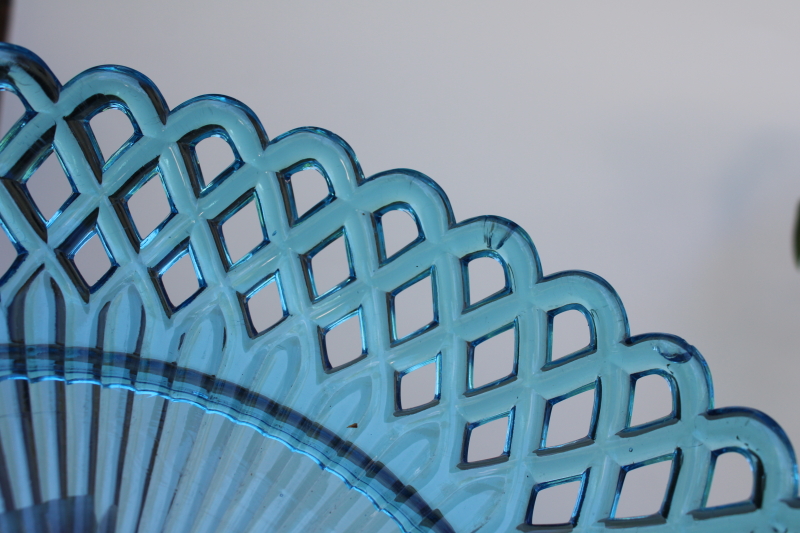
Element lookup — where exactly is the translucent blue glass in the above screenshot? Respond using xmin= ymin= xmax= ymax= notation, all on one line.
xmin=0 ymin=43 xmax=798 ymax=532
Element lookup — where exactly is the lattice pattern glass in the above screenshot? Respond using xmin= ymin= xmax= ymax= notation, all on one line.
xmin=0 ymin=44 xmax=798 ymax=532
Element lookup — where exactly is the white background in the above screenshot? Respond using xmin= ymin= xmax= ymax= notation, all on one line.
xmin=5 ymin=0 xmax=800 ymax=520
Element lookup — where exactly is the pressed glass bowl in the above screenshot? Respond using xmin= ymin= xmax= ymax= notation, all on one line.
xmin=0 ymin=44 xmax=798 ymax=532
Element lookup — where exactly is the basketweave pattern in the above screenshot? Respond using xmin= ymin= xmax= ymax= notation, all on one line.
xmin=0 ymin=44 xmax=798 ymax=532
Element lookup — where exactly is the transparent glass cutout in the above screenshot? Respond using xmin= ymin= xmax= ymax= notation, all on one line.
xmin=323 ymin=311 xmax=365 ymax=370
xmin=195 ymin=135 xmax=235 ymax=187
xmin=89 ymin=107 xmax=134 ymax=164
xmin=393 ymin=274 xmax=434 ymax=341
xmin=25 ymin=150 xmax=75 ymax=223
xmin=288 ymin=167 xmax=331 ymax=220
xmin=221 ymin=198 xmax=265 ymax=265
xmin=246 ymin=277 xmax=286 ymax=335
xmin=544 ymin=387 xmax=595 ymax=448
xmin=0 ymin=90 xmax=26 ymax=140
xmin=308 ymin=233 xmax=353 ymax=299
xmin=630 ymin=373 xmax=674 ymax=428
xmin=551 ymin=308 xmax=591 ymax=362
xmin=466 ymin=255 xmax=507 ymax=306
xmin=127 ymin=172 xmax=172 ymax=243
xmin=530 ymin=479 xmax=582 ymax=526
xmin=705 ymin=451 xmax=754 ymax=508
xmin=160 ymin=252 xmax=200 ymax=309
xmin=72 ymin=232 xmax=112 ymax=288
xmin=614 ymin=458 xmax=673 ymax=519
xmin=471 ymin=325 xmax=516 ymax=390
xmin=379 ymin=208 xmax=420 ymax=259
xmin=0 ymin=220 xmax=18 ymax=278
xmin=467 ymin=415 xmax=510 ymax=463
xmin=399 ymin=359 xmax=438 ymax=411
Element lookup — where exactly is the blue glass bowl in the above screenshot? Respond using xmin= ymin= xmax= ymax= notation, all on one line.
xmin=0 ymin=43 xmax=798 ymax=532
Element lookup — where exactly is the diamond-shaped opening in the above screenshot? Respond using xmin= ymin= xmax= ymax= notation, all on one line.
xmin=0 ymin=221 xmax=16 ymax=276
xmin=0 ymin=217 xmax=24 ymax=284
xmin=462 ymin=251 xmax=510 ymax=309
xmin=396 ymin=355 xmax=440 ymax=413
xmin=375 ymin=203 xmax=423 ymax=263
xmin=304 ymin=229 xmax=355 ymax=301
xmin=88 ymin=106 xmax=136 ymax=166
xmin=194 ymin=134 xmax=237 ymax=189
xmin=613 ymin=454 xmax=676 ymax=520
xmin=704 ymin=449 xmax=758 ymax=510
xmin=547 ymin=305 xmax=595 ymax=367
xmin=527 ymin=474 xmax=587 ymax=527
xmin=321 ymin=309 xmax=366 ymax=372
xmin=390 ymin=269 xmax=437 ymax=343
xmin=542 ymin=382 xmax=598 ymax=450
xmin=242 ymin=273 xmax=287 ymax=337
xmin=72 ymin=230 xmax=115 ymax=290
xmin=469 ymin=321 xmax=517 ymax=392
xmin=24 ymin=148 xmax=77 ymax=225
xmin=155 ymin=244 xmax=206 ymax=313
xmin=628 ymin=372 xmax=675 ymax=429
xmin=280 ymin=161 xmax=334 ymax=225
xmin=54 ymin=212 xmax=117 ymax=302
xmin=463 ymin=409 xmax=514 ymax=465
xmin=125 ymin=169 xmax=175 ymax=246
xmin=214 ymin=191 xmax=268 ymax=268
xmin=0 ymin=89 xmax=28 ymax=140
